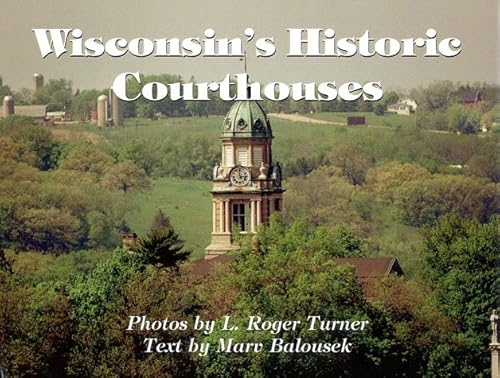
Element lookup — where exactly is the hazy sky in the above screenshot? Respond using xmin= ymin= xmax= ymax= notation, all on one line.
xmin=0 ymin=0 xmax=497 ymax=92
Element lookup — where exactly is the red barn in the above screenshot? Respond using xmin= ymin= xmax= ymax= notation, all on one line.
xmin=462 ymin=91 xmax=481 ymax=107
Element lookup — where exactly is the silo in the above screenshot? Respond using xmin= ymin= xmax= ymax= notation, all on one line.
xmin=110 ymin=88 xmax=123 ymax=127
xmin=97 ymin=95 xmax=108 ymax=127
xmin=33 ymin=73 xmax=44 ymax=91
xmin=3 ymin=96 xmax=14 ymax=117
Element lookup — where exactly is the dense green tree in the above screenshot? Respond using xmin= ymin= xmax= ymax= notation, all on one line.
xmin=102 ymin=160 xmax=150 ymax=192
xmin=0 ymin=135 xmax=21 ymax=161
xmin=86 ymin=210 xmax=120 ymax=249
xmin=0 ymin=199 xmax=13 ymax=246
xmin=0 ymin=115 xmax=34 ymax=127
xmin=59 ymin=144 xmax=112 ymax=176
xmin=425 ymin=131 xmax=483 ymax=165
xmin=10 ymin=207 xmax=83 ymax=253
xmin=447 ymin=104 xmax=481 ymax=134
xmin=415 ymin=109 xmax=448 ymax=130
xmin=410 ymin=80 xmax=455 ymax=112
xmin=118 ymin=139 xmax=160 ymax=176
xmin=284 ymin=168 xmax=371 ymax=235
xmin=0 ymin=84 xmax=12 ymax=99
xmin=369 ymin=275 xmax=457 ymax=375
xmin=465 ymin=153 xmax=500 ymax=183
xmin=33 ymin=79 xmax=73 ymax=112
xmin=13 ymin=88 xmax=34 ymax=105
xmin=71 ymin=89 xmax=103 ymax=122
xmin=393 ymin=175 xmax=497 ymax=226
xmin=418 ymin=215 xmax=499 ymax=376
xmin=382 ymin=91 xmax=399 ymax=107
xmin=0 ymin=278 xmax=72 ymax=376
xmin=68 ymin=248 xmax=140 ymax=375
xmin=68 ymin=249 xmax=195 ymax=376
xmin=199 ymin=216 xmax=393 ymax=376
xmin=0 ymin=138 xmax=131 ymax=252
xmin=447 ymin=103 xmax=468 ymax=132
xmin=366 ymin=161 xmax=430 ymax=202
xmin=373 ymin=103 xmax=385 ymax=115
xmin=11 ymin=126 xmax=60 ymax=170
xmin=480 ymin=111 xmax=494 ymax=131
xmin=283 ymin=153 xmax=328 ymax=177
xmin=330 ymin=143 xmax=373 ymax=185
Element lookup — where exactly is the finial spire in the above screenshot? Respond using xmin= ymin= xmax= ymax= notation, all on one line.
xmin=242 ymin=50 xmax=247 ymax=74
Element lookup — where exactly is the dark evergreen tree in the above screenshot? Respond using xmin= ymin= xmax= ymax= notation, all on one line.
xmin=135 ymin=225 xmax=189 ymax=269
xmin=150 ymin=209 xmax=171 ymax=231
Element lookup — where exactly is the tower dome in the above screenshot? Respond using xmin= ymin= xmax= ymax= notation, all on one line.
xmin=221 ymin=100 xmax=272 ymax=138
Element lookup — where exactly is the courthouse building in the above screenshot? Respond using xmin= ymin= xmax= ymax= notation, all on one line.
xmin=205 ymin=99 xmax=284 ymax=259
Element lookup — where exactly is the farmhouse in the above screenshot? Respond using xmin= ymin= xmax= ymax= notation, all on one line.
xmin=387 ymin=99 xmax=417 ymax=115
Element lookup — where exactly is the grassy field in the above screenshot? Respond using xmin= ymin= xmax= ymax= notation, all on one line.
xmin=123 ymin=175 xmax=423 ymax=273
xmin=59 ymin=113 xmax=409 ymax=136
xmin=308 ymin=112 xmax=417 ymax=128
xmin=126 ymin=178 xmax=212 ymax=260
xmin=54 ymin=116 xmax=221 ymax=143
xmin=54 ymin=115 xmax=400 ymax=163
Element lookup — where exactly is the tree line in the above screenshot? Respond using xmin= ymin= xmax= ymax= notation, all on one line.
xmin=0 ymin=212 xmax=497 ymax=376
xmin=0 ymin=120 xmax=150 ymax=252
xmin=1 ymin=76 xmax=497 ymax=133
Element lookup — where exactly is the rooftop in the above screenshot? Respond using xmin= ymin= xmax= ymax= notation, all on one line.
xmin=187 ymin=254 xmax=404 ymax=281
xmin=221 ymin=100 xmax=272 ymax=139
xmin=0 ymin=105 xmax=47 ymax=118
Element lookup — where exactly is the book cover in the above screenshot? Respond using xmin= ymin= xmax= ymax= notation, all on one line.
xmin=0 ymin=1 xmax=498 ymax=376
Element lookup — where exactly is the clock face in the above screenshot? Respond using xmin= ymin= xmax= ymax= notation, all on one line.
xmin=230 ymin=166 xmax=250 ymax=187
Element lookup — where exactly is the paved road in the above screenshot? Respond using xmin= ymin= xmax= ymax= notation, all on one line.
xmin=269 ymin=113 xmax=344 ymax=126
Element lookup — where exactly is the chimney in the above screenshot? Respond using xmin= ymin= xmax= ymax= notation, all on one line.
xmin=122 ymin=232 xmax=137 ymax=250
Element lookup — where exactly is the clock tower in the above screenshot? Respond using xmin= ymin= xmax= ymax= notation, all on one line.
xmin=205 ymin=100 xmax=284 ymax=259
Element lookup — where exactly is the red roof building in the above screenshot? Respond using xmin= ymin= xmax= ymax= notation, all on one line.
xmin=187 ymin=255 xmax=404 ymax=288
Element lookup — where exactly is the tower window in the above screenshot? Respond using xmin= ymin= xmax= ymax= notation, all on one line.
xmin=236 ymin=147 xmax=248 ymax=166
xmin=224 ymin=145 xmax=234 ymax=166
xmin=253 ymin=146 xmax=263 ymax=166
xmin=232 ymin=202 xmax=250 ymax=232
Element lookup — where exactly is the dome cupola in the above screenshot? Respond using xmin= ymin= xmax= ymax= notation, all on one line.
xmin=221 ymin=100 xmax=272 ymax=138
